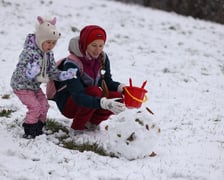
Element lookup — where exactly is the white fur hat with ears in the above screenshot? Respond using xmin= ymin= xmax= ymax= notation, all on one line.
xmin=35 ymin=16 xmax=61 ymax=51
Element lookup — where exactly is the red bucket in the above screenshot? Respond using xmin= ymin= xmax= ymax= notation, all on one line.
xmin=124 ymin=79 xmax=148 ymax=109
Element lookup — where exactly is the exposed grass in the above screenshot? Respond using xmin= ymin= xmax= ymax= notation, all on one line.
xmin=0 ymin=108 xmax=15 ymax=118
xmin=0 ymin=94 xmax=14 ymax=118
xmin=46 ymin=118 xmax=69 ymax=134
xmin=63 ymin=140 xmax=117 ymax=157
xmin=45 ymin=118 xmax=117 ymax=158
xmin=1 ymin=94 xmax=10 ymax=99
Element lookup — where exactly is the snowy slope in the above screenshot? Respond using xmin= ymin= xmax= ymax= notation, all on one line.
xmin=0 ymin=0 xmax=224 ymax=179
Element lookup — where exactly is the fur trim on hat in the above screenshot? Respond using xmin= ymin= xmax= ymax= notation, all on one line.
xmin=35 ymin=16 xmax=61 ymax=51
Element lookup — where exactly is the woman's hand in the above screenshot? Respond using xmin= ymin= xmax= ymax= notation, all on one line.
xmin=100 ymin=97 xmax=125 ymax=114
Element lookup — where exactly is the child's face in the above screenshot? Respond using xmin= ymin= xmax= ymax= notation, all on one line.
xmin=42 ymin=40 xmax=57 ymax=52
xmin=86 ymin=39 xmax=105 ymax=59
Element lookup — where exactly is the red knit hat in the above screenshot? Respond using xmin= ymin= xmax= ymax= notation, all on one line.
xmin=79 ymin=25 xmax=106 ymax=55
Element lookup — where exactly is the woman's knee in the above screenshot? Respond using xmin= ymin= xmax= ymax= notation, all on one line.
xmin=85 ymin=86 xmax=102 ymax=97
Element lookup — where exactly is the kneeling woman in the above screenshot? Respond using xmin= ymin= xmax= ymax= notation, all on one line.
xmin=53 ymin=25 xmax=126 ymax=133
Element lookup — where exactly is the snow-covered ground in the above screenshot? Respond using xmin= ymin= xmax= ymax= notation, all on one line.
xmin=0 ymin=0 xmax=224 ymax=179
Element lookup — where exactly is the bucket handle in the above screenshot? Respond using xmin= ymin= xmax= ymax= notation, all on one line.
xmin=124 ymin=87 xmax=148 ymax=103
xmin=129 ymin=78 xmax=132 ymax=87
xmin=141 ymin=80 xmax=147 ymax=89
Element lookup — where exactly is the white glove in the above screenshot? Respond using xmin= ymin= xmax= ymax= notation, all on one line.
xmin=100 ymin=97 xmax=125 ymax=115
xmin=59 ymin=68 xmax=78 ymax=81
xmin=25 ymin=62 xmax=40 ymax=79
xmin=117 ymin=83 xmax=126 ymax=93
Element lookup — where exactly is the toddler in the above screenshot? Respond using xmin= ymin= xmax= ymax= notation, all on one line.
xmin=10 ymin=16 xmax=77 ymax=139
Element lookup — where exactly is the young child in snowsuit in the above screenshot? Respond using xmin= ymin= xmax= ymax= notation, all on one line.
xmin=10 ymin=16 xmax=77 ymax=139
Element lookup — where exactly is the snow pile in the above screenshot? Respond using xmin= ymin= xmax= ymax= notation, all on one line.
xmin=70 ymin=108 xmax=160 ymax=160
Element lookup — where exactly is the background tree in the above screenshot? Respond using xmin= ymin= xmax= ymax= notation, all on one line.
xmin=115 ymin=0 xmax=224 ymax=24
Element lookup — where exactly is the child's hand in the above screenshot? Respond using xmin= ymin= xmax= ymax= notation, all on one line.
xmin=59 ymin=68 xmax=78 ymax=81
xmin=25 ymin=62 xmax=41 ymax=79
xmin=67 ymin=68 xmax=78 ymax=78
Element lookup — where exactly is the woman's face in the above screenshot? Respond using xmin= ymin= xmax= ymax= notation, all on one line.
xmin=86 ymin=39 xmax=105 ymax=59
xmin=42 ymin=40 xmax=57 ymax=52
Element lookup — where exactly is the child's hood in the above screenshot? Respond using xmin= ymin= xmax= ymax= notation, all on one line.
xmin=23 ymin=33 xmax=38 ymax=50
